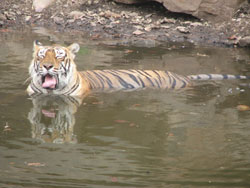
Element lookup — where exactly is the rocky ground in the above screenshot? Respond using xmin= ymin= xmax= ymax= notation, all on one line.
xmin=0 ymin=0 xmax=250 ymax=47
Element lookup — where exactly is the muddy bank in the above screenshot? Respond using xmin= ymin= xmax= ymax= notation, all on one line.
xmin=0 ymin=0 xmax=250 ymax=47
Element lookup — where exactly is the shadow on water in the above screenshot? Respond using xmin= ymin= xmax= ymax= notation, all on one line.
xmin=1 ymin=28 xmax=250 ymax=187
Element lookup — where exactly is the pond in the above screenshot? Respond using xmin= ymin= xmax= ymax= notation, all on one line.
xmin=1 ymin=28 xmax=250 ymax=188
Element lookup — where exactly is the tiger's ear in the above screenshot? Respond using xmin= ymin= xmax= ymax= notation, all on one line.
xmin=33 ymin=40 xmax=42 ymax=51
xmin=68 ymin=43 xmax=80 ymax=54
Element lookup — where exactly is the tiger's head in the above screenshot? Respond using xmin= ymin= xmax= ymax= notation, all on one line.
xmin=28 ymin=41 xmax=80 ymax=94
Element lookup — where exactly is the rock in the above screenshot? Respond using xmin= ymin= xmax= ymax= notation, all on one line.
xmin=33 ymin=0 xmax=55 ymax=12
xmin=144 ymin=26 xmax=152 ymax=32
xmin=4 ymin=11 xmax=16 ymax=20
xmin=156 ymin=18 xmax=176 ymax=25
xmin=238 ymin=36 xmax=250 ymax=47
xmin=176 ymin=26 xmax=189 ymax=34
xmin=143 ymin=18 xmax=152 ymax=24
xmin=69 ymin=11 xmax=85 ymax=20
xmin=91 ymin=22 xmax=96 ymax=27
xmin=53 ymin=16 xmax=64 ymax=25
xmin=0 ymin=13 xmax=6 ymax=21
xmin=67 ymin=19 xmax=75 ymax=23
xmin=145 ymin=14 xmax=152 ymax=18
xmin=189 ymin=22 xmax=203 ymax=27
xmin=114 ymin=0 xmax=247 ymax=22
xmin=114 ymin=0 xmax=151 ymax=4
xmin=12 ymin=5 xmax=19 ymax=9
xmin=161 ymin=25 xmax=170 ymax=29
xmin=133 ymin=30 xmax=145 ymax=35
xmin=99 ymin=10 xmax=121 ymax=19
xmin=25 ymin=16 xmax=31 ymax=22
xmin=159 ymin=0 xmax=246 ymax=22
xmin=16 ymin=11 xmax=22 ymax=15
xmin=133 ymin=25 xmax=144 ymax=30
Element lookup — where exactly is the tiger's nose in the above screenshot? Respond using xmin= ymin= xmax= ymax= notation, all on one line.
xmin=43 ymin=64 xmax=53 ymax=70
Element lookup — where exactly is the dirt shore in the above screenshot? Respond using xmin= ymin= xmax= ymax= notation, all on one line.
xmin=0 ymin=0 xmax=250 ymax=47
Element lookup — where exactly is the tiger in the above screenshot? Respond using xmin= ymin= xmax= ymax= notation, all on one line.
xmin=27 ymin=41 xmax=250 ymax=96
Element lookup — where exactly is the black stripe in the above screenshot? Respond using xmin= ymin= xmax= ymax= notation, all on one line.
xmin=136 ymin=70 xmax=150 ymax=77
xmin=142 ymin=70 xmax=152 ymax=77
xmin=144 ymin=76 xmax=155 ymax=87
xmin=116 ymin=70 xmax=145 ymax=88
xmin=183 ymin=75 xmax=191 ymax=83
xmin=92 ymin=71 xmax=106 ymax=89
xmin=223 ymin=74 xmax=228 ymax=79
xmin=165 ymin=71 xmax=172 ymax=86
xmin=138 ymin=77 xmax=145 ymax=88
xmin=69 ymin=79 xmax=80 ymax=94
xmin=128 ymin=73 xmax=140 ymax=85
xmin=136 ymin=70 xmax=155 ymax=87
xmin=30 ymin=84 xmax=38 ymax=93
xmin=174 ymin=73 xmax=188 ymax=88
xmin=153 ymin=70 xmax=162 ymax=85
xmin=85 ymin=72 xmax=99 ymax=89
xmin=171 ymin=73 xmax=181 ymax=88
xmin=31 ymin=81 xmax=43 ymax=93
xmin=153 ymin=78 xmax=161 ymax=88
xmin=118 ymin=79 xmax=135 ymax=89
xmin=106 ymin=70 xmax=135 ymax=89
xmin=64 ymin=76 xmax=80 ymax=95
xmin=113 ymin=70 xmax=141 ymax=85
xmin=171 ymin=78 xmax=176 ymax=89
xmin=66 ymin=58 xmax=71 ymax=71
xmin=64 ymin=53 xmax=67 ymax=59
xmin=180 ymin=80 xmax=187 ymax=88
xmin=128 ymin=69 xmax=136 ymax=73
xmin=98 ymin=72 xmax=114 ymax=89
xmin=235 ymin=75 xmax=242 ymax=79
xmin=61 ymin=63 xmax=67 ymax=74
xmin=34 ymin=61 xmax=38 ymax=72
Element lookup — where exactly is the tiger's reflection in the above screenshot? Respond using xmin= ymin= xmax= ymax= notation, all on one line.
xmin=28 ymin=94 xmax=83 ymax=144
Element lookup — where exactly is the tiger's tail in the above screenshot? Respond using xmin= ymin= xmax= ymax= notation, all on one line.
xmin=187 ymin=74 xmax=250 ymax=81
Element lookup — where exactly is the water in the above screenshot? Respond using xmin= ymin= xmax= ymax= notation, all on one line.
xmin=1 ymin=28 xmax=250 ymax=188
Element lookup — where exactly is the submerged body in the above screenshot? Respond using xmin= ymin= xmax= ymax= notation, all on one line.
xmin=27 ymin=41 xmax=250 ymax=96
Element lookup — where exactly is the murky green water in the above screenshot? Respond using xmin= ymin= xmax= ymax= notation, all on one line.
xmin=1 ymin=28 xmax=250 ymax=188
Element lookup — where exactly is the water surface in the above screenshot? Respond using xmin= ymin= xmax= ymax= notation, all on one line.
xmin=1 ymin=28 xmax=250 ymax=188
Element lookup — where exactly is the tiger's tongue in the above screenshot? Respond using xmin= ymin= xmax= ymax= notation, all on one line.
xmin=42 ymin=75 xmax=56 ymax=89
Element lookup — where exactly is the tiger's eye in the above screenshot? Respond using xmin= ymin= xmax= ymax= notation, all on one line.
xmin=55 ymin=48 xmax=66 ymax=59
xmin=37 ymin=48 xmax=47 ymax=58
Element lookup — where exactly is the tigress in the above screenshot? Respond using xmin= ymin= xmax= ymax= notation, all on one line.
xmin=27 ymin=41 xmax=250 ymax=96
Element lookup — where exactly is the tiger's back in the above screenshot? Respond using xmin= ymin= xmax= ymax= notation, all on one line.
xmin=80 ymin=69 xmax=191 ymax=91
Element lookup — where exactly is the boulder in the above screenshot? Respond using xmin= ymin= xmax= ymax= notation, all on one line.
xmin=33 ymin=0 xmax=55 ymax=12
xmin=113 ymin=0 xmax=247 ymax=22
xmin=239 ymin=36 xmax=250 ymax=47
xmin=114 ymin=0 xmax=150 ymax=4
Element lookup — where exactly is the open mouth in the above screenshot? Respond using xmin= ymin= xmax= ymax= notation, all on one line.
xmin=42 ymin=74 xmax=58 ymax=89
